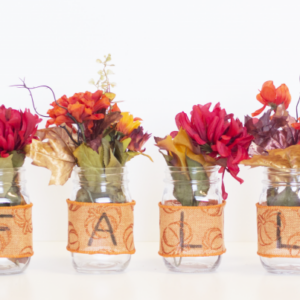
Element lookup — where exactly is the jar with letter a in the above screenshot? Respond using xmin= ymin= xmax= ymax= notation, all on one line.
xmin=159 ymin=166 xmax=226 ymax=273
xmin=257 ymin=168 xmax=300 ymax=274
xmin=67 ymin=167 xmax=135 ymax=273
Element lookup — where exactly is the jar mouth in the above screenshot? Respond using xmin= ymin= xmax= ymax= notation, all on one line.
xmin=73 ymin=166 xmax=128 ymax=183
xmin=265 ymin=167 xmax=300 ymax=176
xmin=263 ymin=167 xmax=300 ymax=185
xmin=166 ymin=166 xmax=220 ymax=172
xmin=75 ymin=166 xmax=127 ymax=174
xmin=165 ymin=165 xmax=220 ymax=184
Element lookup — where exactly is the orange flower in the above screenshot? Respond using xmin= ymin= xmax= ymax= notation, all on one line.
xmin=111 ymin=103 xmax=121 ymax=112
xmin=292 ymin=119 xmax=300 ymax=131
xmin=116 ymin=112 xmax=142 ymax=136
xmin=252 ymin=81 xmax=291 ymax=117
xmin=46 ymin=90 xmax=110 ymax=131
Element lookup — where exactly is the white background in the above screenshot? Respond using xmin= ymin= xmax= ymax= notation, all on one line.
xmin=1 ymin=0 xmax=300 ymax=244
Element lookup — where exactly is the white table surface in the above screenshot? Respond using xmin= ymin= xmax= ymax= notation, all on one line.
xmin=0 ymin=242 xmax=299 ymax=300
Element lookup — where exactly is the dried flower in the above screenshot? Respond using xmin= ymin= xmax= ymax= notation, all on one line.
xmin=128 ymin=127 xmax=151 ymax=152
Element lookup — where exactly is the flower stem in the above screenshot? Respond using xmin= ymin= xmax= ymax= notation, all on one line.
xmin=78 ymin=123 xmax=86 ymax=144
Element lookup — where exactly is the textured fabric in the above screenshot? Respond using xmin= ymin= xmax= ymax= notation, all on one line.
xmin=257 ymin=203 xmax=300 ymax=258
xmin=0 ymin=203 xmax=33 ymax=258
xmin=67 ymin=200 xmax=136 ymax=255
xmin=159 ymin=201 xmax=226 ymax=257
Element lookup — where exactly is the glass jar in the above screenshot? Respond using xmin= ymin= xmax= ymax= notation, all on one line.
xmin=162 ymin=166 xmax=223 ymax=273
xmin=70 ymin=167 xmax=132 ymax=273
xmin=0 ymin=168 xmax=31 ymax=275
xmin=259 ymin=167 xmax=300 ymax=274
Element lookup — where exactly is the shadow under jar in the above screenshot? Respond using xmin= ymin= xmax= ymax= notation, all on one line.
xmin=0 ymin=168 xmax=31 ymax=275
xmin=259 ymin=167 xmax=300 ymax=274
xmin=161 ymin=166 xmax=224 ymax=273
xmin=69 ymin=167 xmax=132 ymax=274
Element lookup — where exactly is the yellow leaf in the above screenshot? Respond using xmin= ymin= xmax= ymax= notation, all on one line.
xmin=173 ymin=128 xmax=193 ymax=151
xmin=105 ymin=93 xmax=116 ymax=101
xmin=155 ymin=135 xmax=187 ymax=167
xmin=241 ymin=145 xmax=300 ymax=169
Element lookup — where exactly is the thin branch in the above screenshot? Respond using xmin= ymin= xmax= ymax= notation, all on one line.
xmin=11 ymin=79 xmax=84 ymax=144
xmin=297 ymin=96 xmax=300 ymax=121
xmin=10 ymin=79 xmax=49 ymax=118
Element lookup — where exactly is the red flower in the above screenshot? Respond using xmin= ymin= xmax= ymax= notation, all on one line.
xmin=46 ymin=90 xmax=110 ymax=132
xmin=128 ymin=127 xmax=151 ymax=152
xmin=0 ymin=105 xmax=42 ymax=158
xmin=252 ymin=81 xmax=291 ymax=117
xmin=175 ymin=103 xmax=253 ymax=200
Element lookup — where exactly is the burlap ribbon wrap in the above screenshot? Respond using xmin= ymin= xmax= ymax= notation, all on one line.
xmin=0 ymin=203 xmax=33 ymax=258
xmin=257 ymin=203 xmax=300 ymax=258
xmin=67 ymin=199 xmax=136 ymax=255
xmin=159 ymin=201 xmax=226 ymax=257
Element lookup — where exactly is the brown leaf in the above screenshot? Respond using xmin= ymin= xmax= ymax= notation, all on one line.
xmin=25 ymin=127 xmax=77 ymax=185
xmin=245 ymin=106 xmax=300 ymax=151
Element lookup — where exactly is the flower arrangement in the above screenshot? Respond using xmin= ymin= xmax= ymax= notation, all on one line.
xmin=0 ymin=105 xmax=41 ymax=206
xmin=241 ymin=80 xmax=300 ymax=206
xmin=155 ymin=102 xmax=253 ymax=203
xmin=16 ymin=54 xmax=152 ymax=203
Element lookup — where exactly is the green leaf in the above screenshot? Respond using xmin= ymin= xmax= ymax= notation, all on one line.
xmin=73 ymin=144 xmax=103 ymax=169
xmin=267 ymin=186 xmax=300 ymax=206
xmin=0 ymin=155 xmax=14 ymax=200
xmin=186 ymin=155 xmax=210 ymax=199
xmin=101 ymin=138 xmax=110 ymax=167
xmin=114 ymin=140 xmax=128 ymax=166
xmin=11 ymin=151 xmax=25 ymax=168
xmin=172 ymin=169 xmax=194 ymax=207
xmin=126 ymin=151 xmax=153 ymax=163
xmin=96 ymin=59 xmax=102 ymax=63
xmin=0 ymin=155 xmax=13 ymax=169
xmin=126 ymin=151 xmax=140 ymax=163
xmin=105 ymin=149 xmax=126 ymax=203
xmin=122 ymin=138 xmax=131 ymax=151
xmin=107 ymin=149 xmax=122 ymax=168
xmin=159 ymin=153 xmax=194 ymax=206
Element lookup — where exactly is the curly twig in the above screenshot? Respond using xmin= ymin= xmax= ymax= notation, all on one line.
xmin=297 ymin=96 xmax=300 ymax=122
xmin=11 ymin=79 xmax=85 ymax=144
xmin=10 ymin=79 xmax=49 ymax=118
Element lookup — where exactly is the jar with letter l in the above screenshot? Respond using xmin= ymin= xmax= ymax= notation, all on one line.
xmin=258 ymin=168 xmax=300 ymax=274
xmin=159 ymin=166 xmax=226 ymax=273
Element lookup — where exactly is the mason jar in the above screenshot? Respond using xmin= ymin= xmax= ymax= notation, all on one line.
xmin=69 ymin=167 xmax=132 ymax=273
xmin=0 ymin=168 xmax=31 ymax=275
xmin=161 ymin=166 xmax=223 ymax=273
xmin=259 ymin=167 xmax=300 ymax=274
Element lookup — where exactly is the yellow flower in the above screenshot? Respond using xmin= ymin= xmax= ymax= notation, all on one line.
xmin=117 ymin=112 xmax=142 ymax=136
xmin=155 ymin=128 xmax=215 ymax=167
